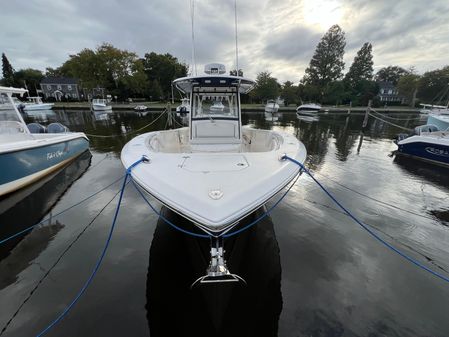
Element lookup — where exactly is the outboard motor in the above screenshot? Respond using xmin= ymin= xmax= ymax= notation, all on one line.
xmin=27 ymin=122 xmax=46 ymax=133
xmin=47 ymin=122 xmax=69 ymax=133
xmin=395 ymin=133 xmax=409 ymax=144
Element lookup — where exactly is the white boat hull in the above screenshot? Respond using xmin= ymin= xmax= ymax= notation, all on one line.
xmin=92 ymin=104 xmax=112 ymax=111
xmin=23 ymin=103 xmax=54 ymax=111
xmin=121 ymin=127 xmax=306 ymax=233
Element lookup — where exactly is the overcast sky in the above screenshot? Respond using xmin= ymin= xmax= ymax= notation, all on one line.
xmin=1 ymin=0 xmax=448 ymax=83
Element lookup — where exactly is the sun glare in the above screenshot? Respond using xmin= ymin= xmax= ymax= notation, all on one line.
xmin=303 ymin=0 xmax=343 ymax=30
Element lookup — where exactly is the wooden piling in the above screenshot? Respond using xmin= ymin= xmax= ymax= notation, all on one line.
xmin=362 ymin=100 xmax=372 ymax=128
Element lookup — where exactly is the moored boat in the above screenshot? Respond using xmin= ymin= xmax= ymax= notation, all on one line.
xmin=134 ymin=105 xmax=148 ymax=112
xmin=176 ymin=98 xmax=190 ymax=116
xmin=419 ymin=103 xmax=449 ymax=115
xmin=296 ymin=103 xmax=321 ymax=116
xmin=22 ymin=96 xmax=54 ymax=111
xmin=264 ymin=100 xmax=279 ymax=113
xmin=395 ymin=124 xmax=449 ymax=167
xmin=121 ymin=64 xmax=306 ymax=283
xmin=92 ymin=98 xmax=112 ymax=111
xmin=0 ymin=86 xmax=89 ymax=197
xmin=210 ymin=100 xmax=225 ymax=111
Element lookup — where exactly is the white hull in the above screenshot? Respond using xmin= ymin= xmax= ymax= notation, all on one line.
xmin=23 ymin=103 xmax=54 ymax=111
xmin=92 ymin=104 xmax=112 ymax=111
xmin=264 ymin=106 xmax=279 ymax=113
xmin=296 ymin=103 xmax=321 ymax=116
xmin=121 ymin=127 xmax=305 ymax=233
xmin=264 ymin=102 xmax=279 ymax=113
xmin=264 ymin=112 xmax=279 ymax=121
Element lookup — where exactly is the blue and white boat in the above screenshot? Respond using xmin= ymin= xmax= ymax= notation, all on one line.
xmin=395 ymin=124 xmax=449 ymax=167
xmin=0 ymin=86 xmax=89 ymax=197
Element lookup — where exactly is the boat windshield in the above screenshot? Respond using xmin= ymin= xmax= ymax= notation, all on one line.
xmin=191 ymin=86 xmax=238 ymax=119
xmin=0 ymin=93 xmax=26 ymax=133
xmin=0 ymin=94 xmax=21 ymax=121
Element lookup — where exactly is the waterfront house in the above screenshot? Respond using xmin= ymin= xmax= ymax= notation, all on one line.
xmin=377 ymin=81 xmax=406 ymax=104
xmin=40 ymin=77 xmax=81 ymax=101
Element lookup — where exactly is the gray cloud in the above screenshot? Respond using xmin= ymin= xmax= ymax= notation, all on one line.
xmin=263 ymin=27 xmax=321 ymax=61
xmin=1 ymin=0 xmax=449 ymax=83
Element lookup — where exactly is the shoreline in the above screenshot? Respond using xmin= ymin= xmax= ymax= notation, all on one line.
xmin=52 ymin=102 xmax=421 ymax=114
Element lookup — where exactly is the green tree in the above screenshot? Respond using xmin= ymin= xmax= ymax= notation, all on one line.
xmin=14 ymin=68 xmax=44 ymax=96
xmin=417 ymin=66 xmax=449 ymax=103
xmin=280 ymin=81 xmax=298 ymax=106
xmin=119 ymin=59 xmax=149 ymax=97
xmin=149 ymin=79 xmax=163 ymax=100
xmin=397 ymin=73 xmax=420 ymax=107
xmin=303 ymin=25 xmax=346 ymax=88
xmin=142 ymin=52 xmax=188 ymax=100
xmin=322 ymin=81 xmax=347 ymax=105
xmin=250 ymin=72 xmax=280 ymax=103
xmin=374 ymin=66 xmax=409 ymax=85
xmin=344 ymin=42 xmax=373 ymax=89
xmin=350 ymin=79 xmax=378 ymax=106
xmin=1 ymin=53 xmax=15 ymax=86
xmin=58 ymin=48 xmax=106 ymax=89
xmin=55 ymin=43 xmax=148 ymax=98
xmin=96 ymin=43 xmax=138 ymax=90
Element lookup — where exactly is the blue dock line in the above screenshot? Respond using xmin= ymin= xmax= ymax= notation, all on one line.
xmin=282 ymin=155 xmax=449 ymax=284
xmin=36 ymin=157 xmax=146 ymax=336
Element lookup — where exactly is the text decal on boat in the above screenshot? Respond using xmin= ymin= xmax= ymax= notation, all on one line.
xmin=425 ymin=147 xmax=449 ymax=157
xmin=47 ymin=150 xmax=64 ymax=160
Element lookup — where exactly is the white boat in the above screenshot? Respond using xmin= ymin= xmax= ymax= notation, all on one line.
xmin=419 ymin=103 xmax=449 ymax=115
xmin=210 ymin=100 xmax=225 ymax=111
xmin=264 ymin=112 xmax=279 ymax=122
xmin=0 ymin=86 xmax=89 ymax=197
xmin=264 ymin=100 xmax=279 ymax=113
xmin=134 ymin=105 xmax=148 ymax=111
xmin=121 ymin=64 xmax=306 ymax=283
xmin=296 ymin=103 xmax=321 ymax=116
xmin=92 ymin=98 xmax=112 ymax=111
xmin=22 ymin=96 xmax=54 ymax=111
xmin=396 ymin=124 xmax=449 ymax=167
xmin=176 ymin=98 xmax=190 ymax=116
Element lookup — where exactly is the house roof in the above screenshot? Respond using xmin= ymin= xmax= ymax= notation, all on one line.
xmin=41 ymin=77 xmax=79 ymax=85
xmin=377 ymin=81 xmax=396 ymax=89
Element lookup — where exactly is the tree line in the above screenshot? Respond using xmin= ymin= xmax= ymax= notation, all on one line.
xmin=250 ymin=25 xmax=449 ymax=107
xmin=2 ymin=31 xmax=448 ymax=106
xmin=1 ymin=44 xmax=188 ymax=100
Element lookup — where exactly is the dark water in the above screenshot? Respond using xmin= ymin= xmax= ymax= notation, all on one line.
xmin=0 ymin=109 xmax=448 ymax=337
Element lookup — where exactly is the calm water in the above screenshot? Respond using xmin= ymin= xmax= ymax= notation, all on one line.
xmin=0 ymin=109 xmax=448 ymax=337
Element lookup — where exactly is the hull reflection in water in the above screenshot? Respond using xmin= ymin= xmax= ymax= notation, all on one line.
xmin=146 ymin=207 xmax=282 ymax=337
xmin=0 ymin=151 xmax=92 ymax=263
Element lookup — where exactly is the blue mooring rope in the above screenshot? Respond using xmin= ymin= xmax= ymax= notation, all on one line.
xmin=35 ymin=157 xmax=146 ymax=336
xmin=282 ymin=155 xmax=449 ymax=284
xmin=31 ymin=153 xmax=449 ymax=335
